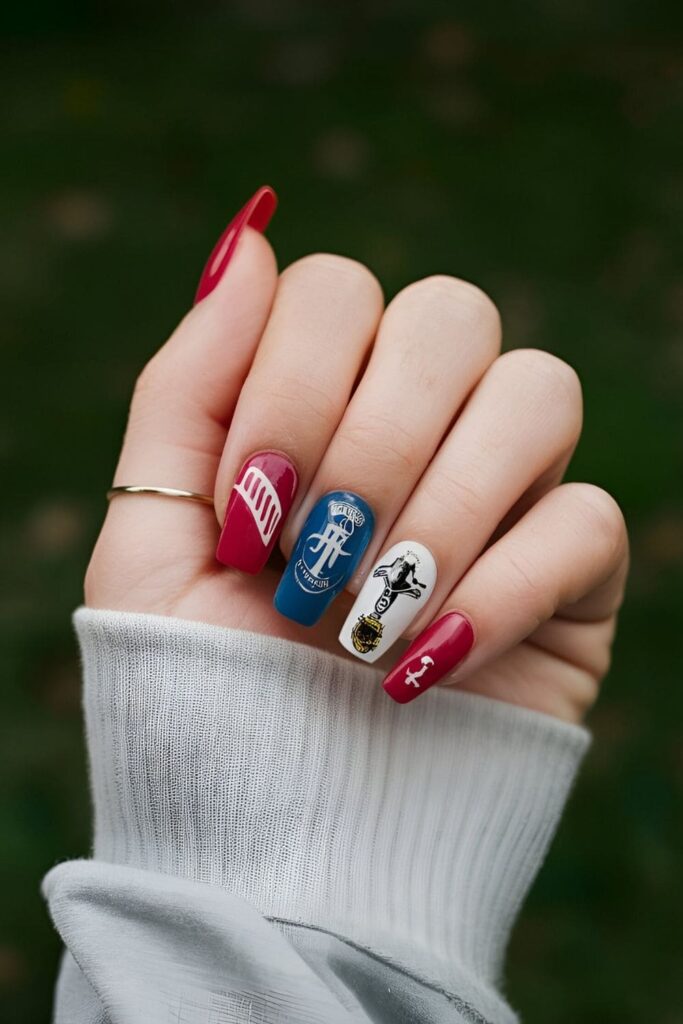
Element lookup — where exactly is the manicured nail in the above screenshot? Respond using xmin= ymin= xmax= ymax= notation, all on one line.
xmin=382 ymin=611 xmax=474 ymax=704
xmin=194 ymin=185 xmax=277 ymax=304
xmin=338 ymin=541 xmax=437 ymax=663
xmin=216 ymin=451 xmax=298 ymax=574
xmin=274 ymin=491 xmax=374 ymax=626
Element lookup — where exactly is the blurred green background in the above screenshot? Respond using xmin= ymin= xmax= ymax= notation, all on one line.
xmin=2 ymin=2 xmax=682 ymax=1021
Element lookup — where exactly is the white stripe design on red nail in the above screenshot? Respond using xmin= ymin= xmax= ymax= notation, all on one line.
xmin=234 ymin=465 xmax=283 ymax=546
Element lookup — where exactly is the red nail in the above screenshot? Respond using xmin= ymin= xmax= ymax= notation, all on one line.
xmin=382 ymin=611 xmax=474 ymax=704
xmin=194 ymin=185 xmax=278 ymax=304
xmin=216 ymin=451 xmax=298 ymax=574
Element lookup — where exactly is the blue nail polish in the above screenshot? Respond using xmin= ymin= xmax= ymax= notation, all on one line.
xmin=274 ymin=490 xmax=374 ymax=626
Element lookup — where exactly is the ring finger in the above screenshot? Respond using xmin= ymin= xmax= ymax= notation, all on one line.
xmin=338 ymin=347 xmax=583 ymax=662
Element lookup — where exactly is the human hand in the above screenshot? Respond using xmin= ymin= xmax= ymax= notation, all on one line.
xmin=85 ymin=187 xmax=628 ymax=721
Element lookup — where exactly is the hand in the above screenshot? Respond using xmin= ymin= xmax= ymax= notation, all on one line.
xmin=85 ymin=204 xmax=628 ymax=723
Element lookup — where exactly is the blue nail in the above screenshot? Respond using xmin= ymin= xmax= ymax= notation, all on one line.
xmin=274 ymin=490 xmax=374 ymax=626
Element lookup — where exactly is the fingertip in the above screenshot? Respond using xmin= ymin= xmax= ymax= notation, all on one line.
xmin=194 ymin=185 xmax=278 ymax=305
xmin=204 ymin=227 xmax=278 ymax=308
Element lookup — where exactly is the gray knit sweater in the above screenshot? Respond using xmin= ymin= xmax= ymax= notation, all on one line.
xmin=42 ymin=608 xmax=590 ymax=1023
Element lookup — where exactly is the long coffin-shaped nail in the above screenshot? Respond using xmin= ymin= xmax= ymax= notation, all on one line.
xmin=216 ymin=451 xmax=298 ymax=574
xmin=194 ymin=185 xmax=278 ymax=304
xmin=382 ymin=611 xmax=474 ymax=704
xmin=274 ymin=491 xmax=374 ymax=626
xmin=338 ymin=541 xmax=437 ymax=663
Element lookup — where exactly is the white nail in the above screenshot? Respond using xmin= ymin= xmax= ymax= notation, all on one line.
xmin=338 ymin=541 xmax=437 ymax=663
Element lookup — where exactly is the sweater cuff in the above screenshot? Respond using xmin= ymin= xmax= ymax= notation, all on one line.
xmin=74 ymin=606 xmax=590 ymax=1015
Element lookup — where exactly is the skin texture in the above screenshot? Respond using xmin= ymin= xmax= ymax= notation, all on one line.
xmin=85 ymin=227 xmax=629 ymax=724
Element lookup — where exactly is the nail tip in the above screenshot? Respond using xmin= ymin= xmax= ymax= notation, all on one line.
xmin=214 ymin=544 xmax=266 ymax=576
xmin=251 ymin=184 xmax=278 ymax=223
xmin=217 ymin=558 xmax=262 ymax=576
xmin=273 ymin=593 xmax=318 ymax=627
xmin=193 ymin=184 xmax=278 ymax=304
xmin=243 ymin=185 xmax=278 ymax=236
xmin=382 ymin=682 xmax=413 ymax=705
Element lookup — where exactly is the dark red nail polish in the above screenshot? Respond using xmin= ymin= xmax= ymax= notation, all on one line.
xmin=194 ymin=185 xmax=277 ymax=304
xmin=382 ymin=611 xmax=474 ymax=704
xmin=216 ymin=451 xmax=298 ymax=574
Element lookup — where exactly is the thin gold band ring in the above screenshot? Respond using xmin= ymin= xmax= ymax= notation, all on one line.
xmin=106 ymin=485 xmax=214 ymax=506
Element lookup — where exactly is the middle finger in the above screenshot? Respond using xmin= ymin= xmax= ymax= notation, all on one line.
xmin=275 ymin=276 xmax=502 ymax=625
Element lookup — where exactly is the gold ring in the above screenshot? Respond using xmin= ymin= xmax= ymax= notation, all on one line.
xmin=106 ymin=485 xmax=214 ymax=506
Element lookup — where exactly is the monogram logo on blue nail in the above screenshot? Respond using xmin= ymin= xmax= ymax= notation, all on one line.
xmin=274 ymin=491 xmax=374 ymax=626
xmin=294 ymin=500 xmax=367 ymax=593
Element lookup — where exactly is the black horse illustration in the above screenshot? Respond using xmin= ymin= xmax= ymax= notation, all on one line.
xmin=351 ymin=553 xmax=426 ymax=654
xmin=371 ymin=555 xmax=426 ymax=616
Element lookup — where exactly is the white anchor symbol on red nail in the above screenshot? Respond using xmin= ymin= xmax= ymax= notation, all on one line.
xmin=404 ymin=655 xmax=434 ymax=688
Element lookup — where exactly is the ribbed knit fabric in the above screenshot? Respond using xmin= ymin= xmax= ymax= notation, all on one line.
xmin=56 ymin=606 xmax=590 ymax=1021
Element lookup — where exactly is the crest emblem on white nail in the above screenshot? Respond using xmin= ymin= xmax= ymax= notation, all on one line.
xmin=234 ymin=465 xmax=283 ymax=546
xmin=338 ymin=541 xmax=437 ymax=663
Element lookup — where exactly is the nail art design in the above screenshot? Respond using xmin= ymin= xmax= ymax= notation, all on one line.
xmin=404 ymin=655 xmax=435 ymax=687
xmin=382 ymin=611 xmax=475 ymax=704
xmin=338 ymin=541 xmax=437 ymax=663
xmin=216 ymin=452 xmax=298 ymax=574
xmin=194 ymin=185 xmax=277 ymax=304
xmin=274 ymin=491 xmax=374 ymax=626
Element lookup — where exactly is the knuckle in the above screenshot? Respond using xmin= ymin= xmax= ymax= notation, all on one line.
xmin=504 ymin=546 xmax=556 ymax=621
xmin=124 ymin=352 xmax=186 ymax=445
xmin=397 ymin=274 xmax=500 ymax=322
xmin=573 ymin=672 xmax=602 ymax=714
xmin=267 ymin=374 xmax=338 ymax=431
xmin=133 ymin=360 xmax=154 ymax=393
xmin=501 ymin=349 xmax=582 ymax=410
xmin=566 ymin=483 xmax=628 ymax=561
xmin=131 ymin=354 xmax=167 ymax=405
xmin=280 ymin=252 xmax=383 ymax=306
xmin=589 ymin=645 xmax=613 ymax=686
xmin=422 ymin=465 xmax=484 ymax=524
xmin=388 ymin=275 xmax=501 ymax=359
xmin=492 ymin=349 xmax=583 ymax=440
xmin=555 ymin=668 xmax=602 ymax=720
xmin=338 ymin=415 xmax=419 ymax=476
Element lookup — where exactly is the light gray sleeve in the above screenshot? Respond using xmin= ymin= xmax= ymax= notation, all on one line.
xmin=42 ymin=607 xmax=591 ymax=1023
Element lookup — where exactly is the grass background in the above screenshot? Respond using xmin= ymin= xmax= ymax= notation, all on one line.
xmin=2 ymin=2 xmax=682 ymax=1020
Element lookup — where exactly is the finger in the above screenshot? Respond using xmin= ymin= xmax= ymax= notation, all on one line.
xmin=194 ymin=185 xmax=277 ymax=304
xmin=382 ymin=482 xmax=628 ymax=704
xmin=446 ymin=616 xmax=617 ymax=721
xmin=275 ymin=276 xmax=501 ymax=625
xmin=114 ymin=227 xmax=278 ymax=491
xmin=338 ymin=349 xmax=583 ymax=661
xmin=93 ymin=227 xmax=278 ymax=596
xmin=213 ymin=253 xmax=384 ymax=573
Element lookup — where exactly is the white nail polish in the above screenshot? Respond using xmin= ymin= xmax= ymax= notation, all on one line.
xmin=338 ymin=541 xmax=437 ymax=663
